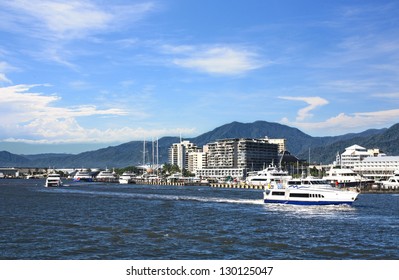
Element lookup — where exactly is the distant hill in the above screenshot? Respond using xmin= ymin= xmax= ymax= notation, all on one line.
xmin=0 ymin=121 xmax=395 ymax=167
xmin=299 ymin=124 xmax=397 ymax=163
xmin=0 ymin=151 xmax=31 ymax=167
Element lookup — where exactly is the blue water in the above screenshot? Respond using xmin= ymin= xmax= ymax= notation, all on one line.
xmin=0 ymin=179 xmax=398 ymax=260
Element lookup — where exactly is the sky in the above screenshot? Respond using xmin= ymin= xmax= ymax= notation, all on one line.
xmin=1 ymin=0 xmax=399 ymax=154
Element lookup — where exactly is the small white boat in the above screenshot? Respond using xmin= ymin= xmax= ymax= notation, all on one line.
xmin=45 ymin=174 xmax=63 ymax=187
xmin=264 ymin=177 xmax=359 ymax=206
xmin=381 ymin=170 xmax=399 ymax=190
xmin=119 ymin=172 xmax=136 ymax=184
xmin=246 ymin=165 xmax=292 ymax=186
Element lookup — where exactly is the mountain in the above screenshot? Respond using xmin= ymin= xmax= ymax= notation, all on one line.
xmin=0 ymin=151 xmax=31 ymax=167
xmin=191 ymin=120 xmax=314 ymax=154
xmin=299 ymin=124 xmax=398 ymax=163
xmin=0 ymin=121 xmax=396 ymax=168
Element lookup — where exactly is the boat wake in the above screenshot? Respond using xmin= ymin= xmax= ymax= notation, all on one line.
xmin=40 ymin=188 xmax=264 ymax=206
xmin=263 ymin=203 xmax=357 ymax=218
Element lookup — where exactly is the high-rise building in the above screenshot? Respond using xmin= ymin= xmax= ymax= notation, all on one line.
xmin=206 ymin=138 xmax=279 ymax=171
xmin=168 ymin=140 xmax=199 ymax=170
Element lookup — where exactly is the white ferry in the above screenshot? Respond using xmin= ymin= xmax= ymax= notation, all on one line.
xmin=381 ymin=170 xmax=399 ymax=190
xmin=45 ymin=174 xmax=63 ymax=187
xmin=263 ymin=177 xmax=359 ymax=206
xmin=246 ymin=165 xmax=292 ymax=186
xmin=73 ymin=169 xmax=93 ymax=182
xmin=323 ymin=166 xmax=372 ymax=187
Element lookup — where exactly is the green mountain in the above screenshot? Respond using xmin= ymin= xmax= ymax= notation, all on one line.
xmin=0 ymin=121 xmax=394 ymax=168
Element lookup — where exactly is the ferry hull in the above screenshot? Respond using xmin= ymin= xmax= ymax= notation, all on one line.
xmin=73 ymin=178 xmax=93 ymax=182
xmin=45 ymin=183 xmax=62 ymax=187
xmin=264 ymin=199 xmax=354 ymax=206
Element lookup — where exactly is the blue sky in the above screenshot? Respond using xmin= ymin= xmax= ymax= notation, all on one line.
xmin=1 ymin=0 xmax=399 ymax=154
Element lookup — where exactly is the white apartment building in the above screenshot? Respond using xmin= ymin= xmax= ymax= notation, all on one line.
xmin=206 ymin=138 xmax=278 ymax=171
xmin=187 ymin=151 xmax=207 ymax=174
xmin=194 ymin=138 xmax=278 ymax=180
xmin=168 ymin=140 xmax=199 ymax=170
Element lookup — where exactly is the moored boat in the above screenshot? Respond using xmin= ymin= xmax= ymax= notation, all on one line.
xmin=119 ymin=172 xmax=136 ymax=184
xmin=264 ymin=177 xmax=359 ymax=206
xmin=246 ymin=165 xmax=292 ymax=186
xmin=323 ymin=166 xmax=372 ymax=187
xmin=73 ymin=169 xmax=93 ymax=182
xmin=96 ymin=169 xmax=117 ymax=182
xmin=381 ymin=170 xmax=399 ymax=190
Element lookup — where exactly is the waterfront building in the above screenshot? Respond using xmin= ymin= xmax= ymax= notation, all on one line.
xmin=187 ymin=151 xmax=207 ymax=174
xmin=340 ymin=144 xmax=376 ymax=168
xmin=168 ymin=140 xmax=200 ymax=170
xmin=0 ymin=168 xmax=19 ymax=178
xmin=206 ymin=138 xmax=278 ymax=171
xmin=353 ymin=155 xmax=399 ymax=181
xmin=195 ymin=168 xmax=246 ymax=181
xmin=267 ymin=138 xmax=286 ymax=153
xmin=169 ymin=137 xmax=279 ymax=180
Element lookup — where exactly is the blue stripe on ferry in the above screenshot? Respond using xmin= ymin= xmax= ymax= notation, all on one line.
xmin=264 ymin=200 xmax=353 ymax=206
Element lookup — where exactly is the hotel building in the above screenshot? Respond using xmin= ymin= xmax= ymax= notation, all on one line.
xmin=196 ymin=138 xmax=279 ymax=180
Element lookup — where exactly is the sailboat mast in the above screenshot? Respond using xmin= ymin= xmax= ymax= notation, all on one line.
xmin=152 ymin=138 xmax=154 ymax=168
xmin=143 ymin=139 xmax=146 ymax=167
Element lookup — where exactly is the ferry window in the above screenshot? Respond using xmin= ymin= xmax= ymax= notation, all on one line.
xmin=290 ymin=193 xmax=310 ymax=198
xmin=272 ymin=191 xmax=285 ymax=196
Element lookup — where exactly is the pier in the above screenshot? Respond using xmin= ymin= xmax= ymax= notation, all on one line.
xmin=210 ymin=183 xmax=265 ymax=190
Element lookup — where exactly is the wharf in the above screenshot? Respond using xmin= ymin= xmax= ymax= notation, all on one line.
xmin=210 ymin=183 xmax=265 ymax=190
xmin=134 ymin=179 xmax=264 ymax=189
xmin=134 ymin=179 xmax=209 ymax=187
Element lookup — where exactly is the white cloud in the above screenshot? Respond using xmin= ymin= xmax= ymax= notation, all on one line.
xmin=279 ymin=96 xmax=329 ymax=121
xmin=0 ymin=73 xmax=12 ymax=84
xmin=0 ymin=1 xmax=156 ymax=68
xmin=171 ymin=45 xmax=265 ymax=75
xmin=0 ymin=84 xmax=195 ymax=144
xmin=372 ymin=92 xmax=399 ymax=99
xmin=0 ymin=61 xmax=15 ymax=84
xmin=281 ymin=109 xmax=399 ymax=136
xmin=0 ymin=0 xmax=156 ymax=40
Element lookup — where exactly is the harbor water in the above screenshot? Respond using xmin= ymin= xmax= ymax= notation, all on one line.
xmin=0 ymin=179 xmax=398 ymax=260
